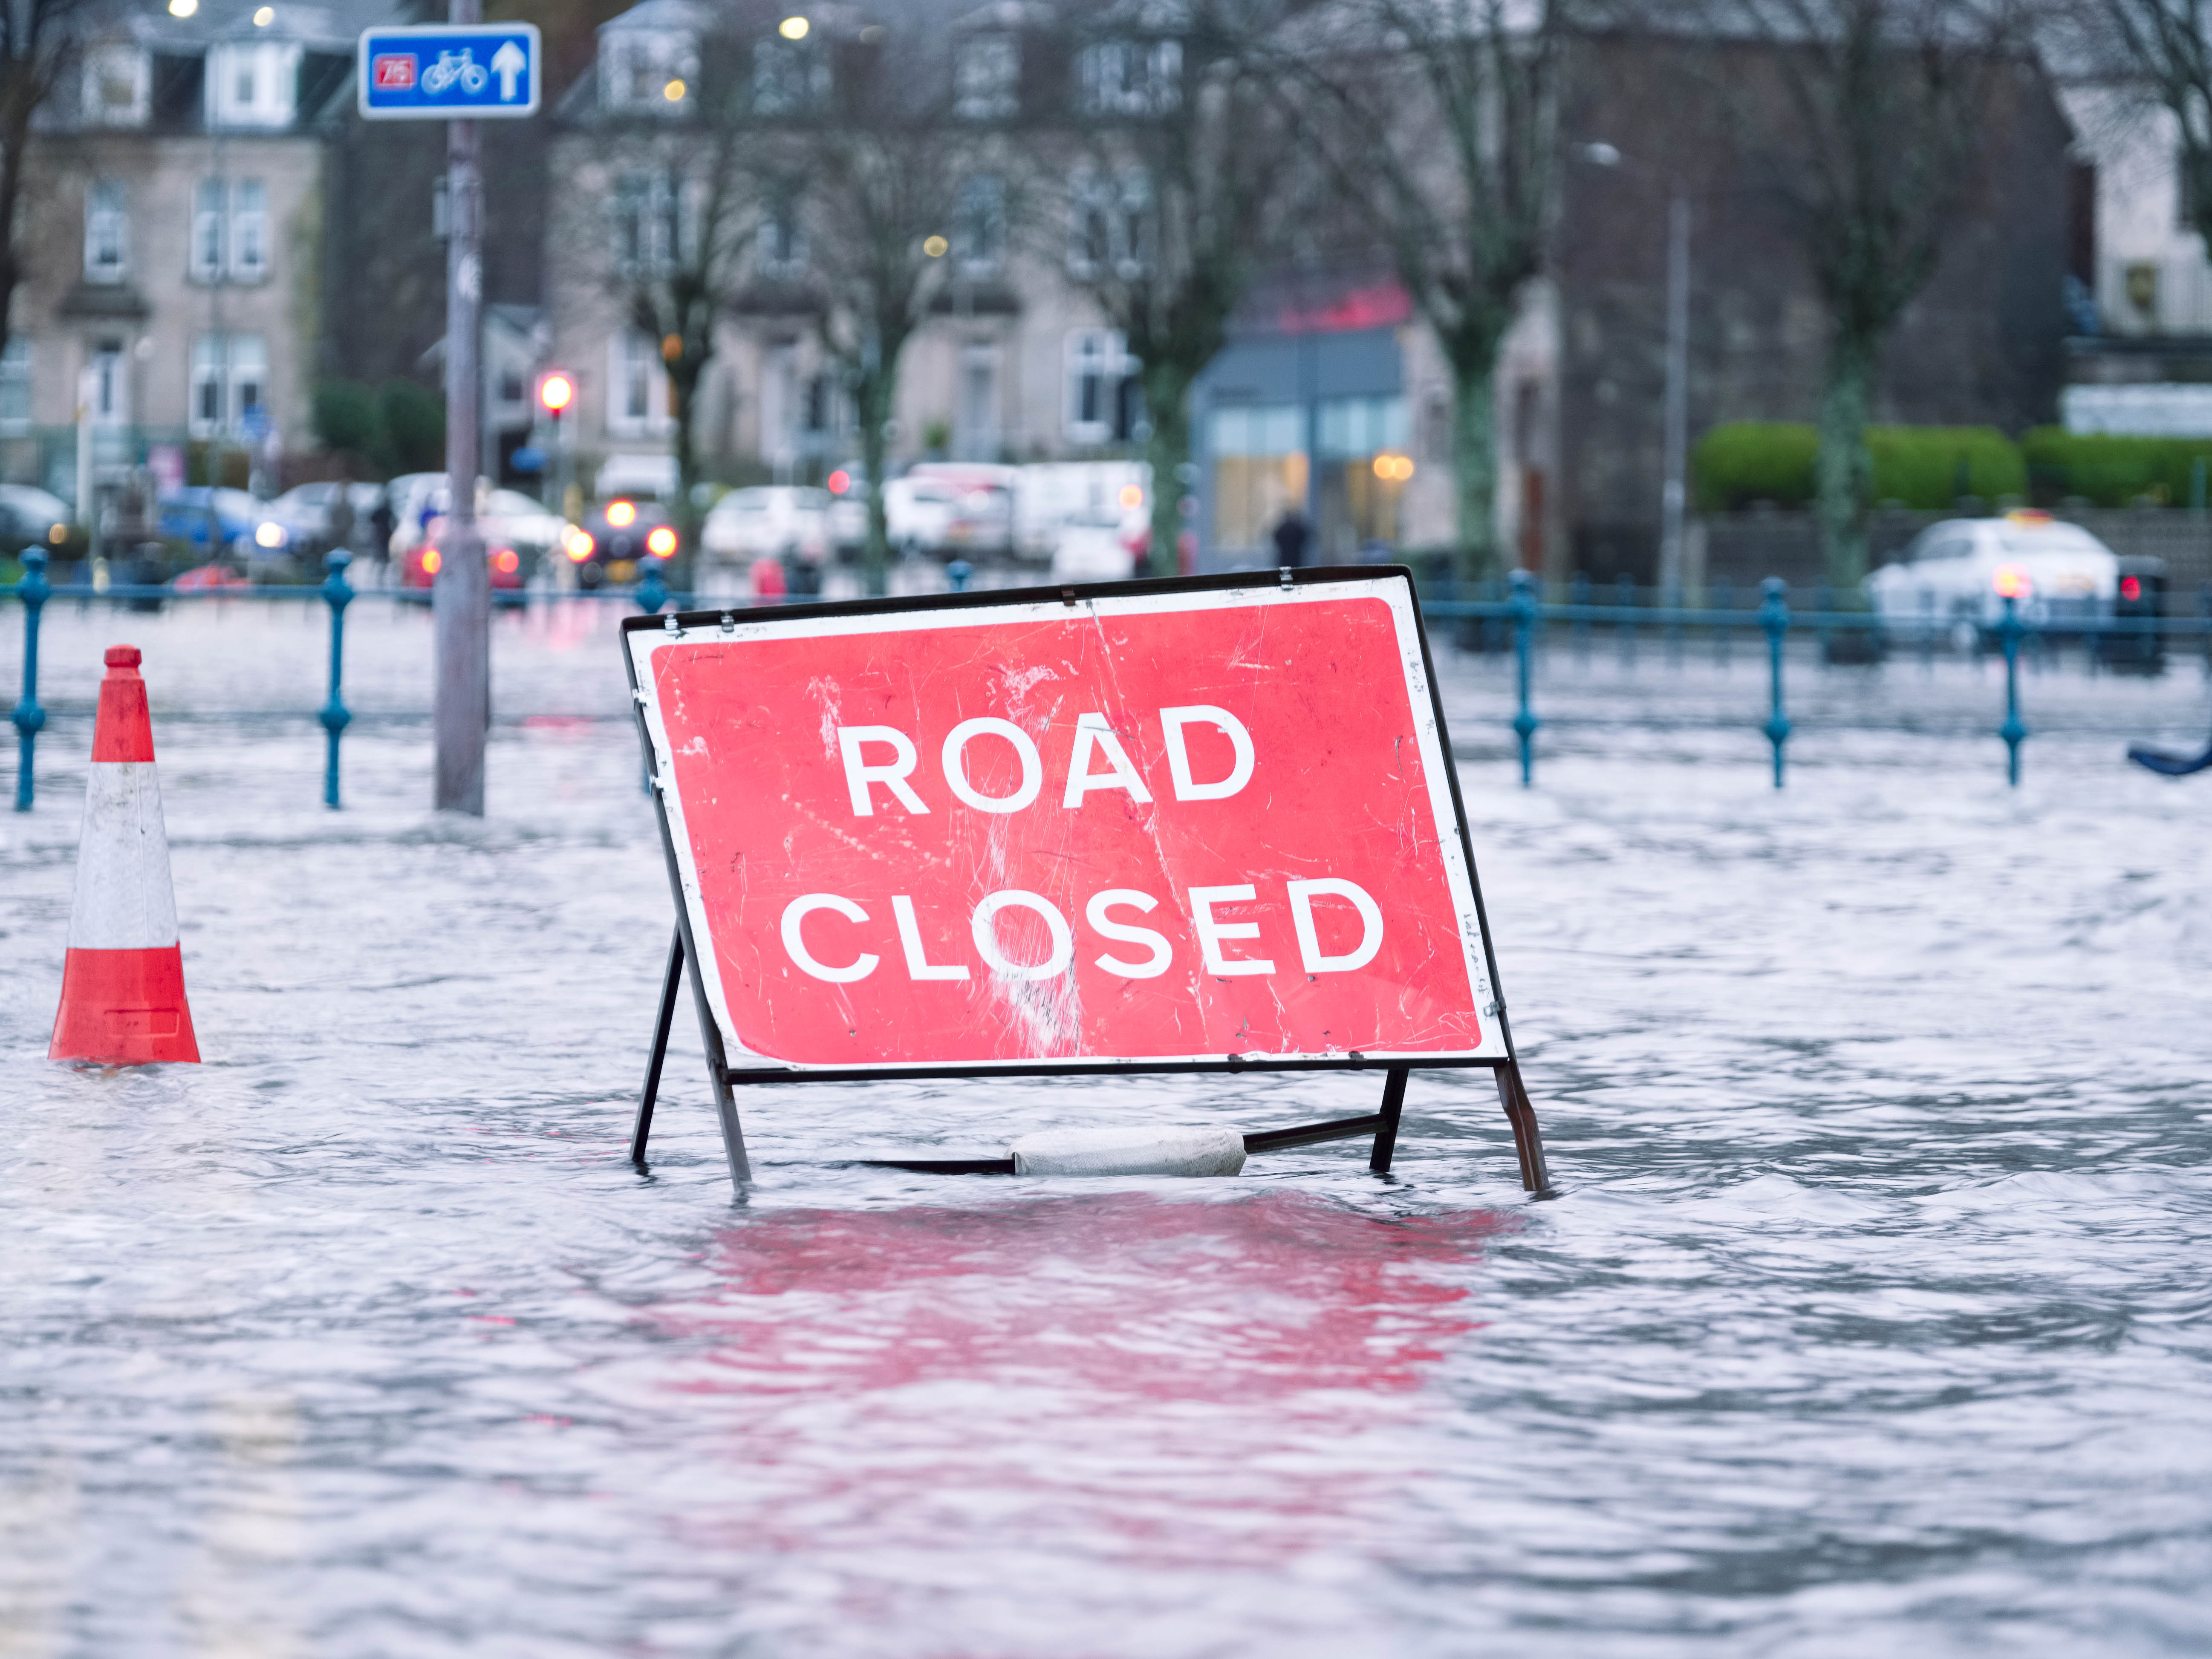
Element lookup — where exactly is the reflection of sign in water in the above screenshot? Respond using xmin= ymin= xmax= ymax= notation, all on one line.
xmin=356 ymin=25 xmax=540 ymax=119
xmin=628 ymin=572 xmax=1510 ymax=1073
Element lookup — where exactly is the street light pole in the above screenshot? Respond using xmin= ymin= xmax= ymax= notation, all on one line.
xmin=1658 ymin=185 xmax=1690 ymax=596
xmin=434 ymin=0 xmax=488 ymax=814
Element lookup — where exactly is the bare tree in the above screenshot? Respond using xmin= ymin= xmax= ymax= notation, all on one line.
xmin=794 ymin=21 xmax=995 ymax=593
xmin=2096 ymin=3 xmax=2212 ymax=257
xmin=0 ymin=0 xmax=95 ymax=370
xmin=1282 ymin=0 xmax=1568 ymax=585
xmin=1048 ymin=0 xmax=1301 ymax=576
xmin=1695 ymin=0 xmax=2038 ymax=595
xmin=578 ymin=28 xmax=764 ymax=562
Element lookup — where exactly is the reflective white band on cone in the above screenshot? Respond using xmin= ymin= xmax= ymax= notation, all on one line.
xmin=1008 ymin=1125 xmax=1246 ymax=1177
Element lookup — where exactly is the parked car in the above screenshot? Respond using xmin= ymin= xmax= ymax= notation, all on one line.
xmin=824 ymin=464 xmax=868 ymax=550
xmin=390 ymin=482 xmax=566 ymax=565
xmin=563 ymin=497 xmax=679 ymax=589
xmin=1049 ymin=511 xmax=1145 ymax=583
xmin=701 ymin=487 xmax=832 ymax=565
xmin=1869 ymin=511 xmax=2119 ymax=647
xmin=907 ymin=463 xmax=1016 ymax=558
xmin=158 ymin=488 xmax=291 ymax=572
xmin=398 ymin=534 xmax=530 ymax=601
xmin=0 ymin=483 xmax=71 ymax=554
xmin=267 ymin=481 xmax=385 ymax=551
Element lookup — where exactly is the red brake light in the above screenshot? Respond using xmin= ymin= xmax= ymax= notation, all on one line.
xmin=2120 ymin=575 xmax=2142 ymax=602
xmin=420 ymin=548 xmax=442 ymax=576
xmin=492 ymin=548 xmax=520 ymax=574
xmin=827 ymin=469 xmax=850 ymax=495
xmin=607 ymin=500 xmax=637 ymax=528
xmin=1992 ymin=563 xmax=2031 ymax=600
xmin=646 ymin=525 xmax=678 ymax=557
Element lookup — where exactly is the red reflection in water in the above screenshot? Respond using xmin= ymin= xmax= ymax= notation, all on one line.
xmin=679 ymin=1191 xmax=1509 ymax=1403
xmin=643 ymin=1192 xmax=1513 ymax=1593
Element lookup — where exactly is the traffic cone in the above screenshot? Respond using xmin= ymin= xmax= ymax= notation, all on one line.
xmin=49 ymin=645 xmax=199 ymax=1065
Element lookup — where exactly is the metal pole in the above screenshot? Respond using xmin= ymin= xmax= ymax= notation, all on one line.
xmin=434 ymin=0 xmax=488 ymax=815
xmin=1658 ymin=186 xmax=1689 ymax=594
xmin=1761 ymin=576 xmax=1791 ymax=788
xmin=1510 ymin=568 xmax=1539 ymax=786
xmin=1999 ymin=595 xmax=2027 ymax=786
xmin=321 ymin=549 xmax=354 ymax=808
xmin=12 ymin=548 xmax=50 ymax=810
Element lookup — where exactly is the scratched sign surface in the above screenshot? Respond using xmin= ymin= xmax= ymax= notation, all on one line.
xmin=627 ymin=577 xmax=1505 ymax=1070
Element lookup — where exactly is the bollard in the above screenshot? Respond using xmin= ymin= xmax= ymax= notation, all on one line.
xmin=636 ymin=563 xmax=668 ymax=617
xmin=1510 ymin=569 xmax=1539 ymax=786
xmin=1998 ymin=594 xmax=2027 ymax=786
xmin=320 ymin=549 xmax=354 ymax=809
xmin=947 ymin=558 xmax=973 ymax=593
xmin=12 ymin=548 xmax=49 ymax=811
xmin=1760 ymin=577 xmax=1792 ymax=788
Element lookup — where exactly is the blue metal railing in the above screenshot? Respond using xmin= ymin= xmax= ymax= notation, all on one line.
xmin=9 ymin=559 xmax=2208 ymax=808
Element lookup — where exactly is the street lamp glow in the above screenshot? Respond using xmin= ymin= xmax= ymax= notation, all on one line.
xmin=253 ymin=6 xmax=273 ymax=25
xmin=538 ymin=371 xmax=575 ymax=414
xmin=663 ymin=78 xmax=685 ymax=101
xmin=923 ymin=234 xmax=948 ymax=258
xmin=167 ymin=0 xmax=198 ymax=16
xmin=779 ymin=15 xmax=809 ymax=39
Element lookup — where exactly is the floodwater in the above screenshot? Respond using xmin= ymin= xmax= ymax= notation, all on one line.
xmin=4 ymin=600 xmax=2211 ymax=1656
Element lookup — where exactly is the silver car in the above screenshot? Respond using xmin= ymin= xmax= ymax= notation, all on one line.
xmin=1869 ymin=512 xmax=2118 ymax=644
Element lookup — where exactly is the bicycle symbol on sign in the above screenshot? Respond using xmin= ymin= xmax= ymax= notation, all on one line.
xmin=421 ymin=49 xmax=488 ymax=95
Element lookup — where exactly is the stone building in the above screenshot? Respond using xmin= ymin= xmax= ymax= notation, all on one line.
xmin=3 ymin=0 xmax=362 ymax=505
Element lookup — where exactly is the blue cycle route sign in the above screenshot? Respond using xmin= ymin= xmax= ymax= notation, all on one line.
xmin=357 ymin=23 xmax=541 ymax=120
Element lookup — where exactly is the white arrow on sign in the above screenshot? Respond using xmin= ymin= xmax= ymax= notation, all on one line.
xmin=490 ymin=39 xmax=525 ymax=101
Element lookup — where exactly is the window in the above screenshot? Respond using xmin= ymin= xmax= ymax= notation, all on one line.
xmin=1065 ymin=329 xmax=1137 ymax=443
xmin=1068 ymin=172 xmax=1150 ymax=278
xmin=956 ymin=344 xmax=999 ymax=460
xmin=1315 ymin=395 xmax=1409 ymax=553
xmin=760 ymin=190 xmax=806 ymax=277
xmin=608 ymin=330 xmax=672 ymax=436
xmin=189 ymin=333 xmax=267 ymax=435
xmin=84 ymin=47 xmax=149 ymax=127
xmin=206 ymin=43 xmax=300 ymax=128
xmin=231 ymin=180 xmax=266 ymax=280
xmin=601 ymin=30 xmax=696 ymax=111
xmin=84 ymin=181 xmax=128 ymax=282
xmin=953 ymin=175 xmax=1005 ymax=277
xmin=1210 ymin=404 xmax=1306 ymax=551
xmin=193 ymin=179 xmax=225 ymax=280
xmin=1076 ymin=39 xmax=1181 ymax=115
xmin=754 ymin=39 xmax=829 ymax=114
xmin=613 ymin=173 xmax=680 ymax=274
xmin=956 ymin=35 xmax=1019 ymax=120
xmin=0 ymin=338 xmax=30 ymax=428
xmin=90 ymin=338 xmax=126 ymax=424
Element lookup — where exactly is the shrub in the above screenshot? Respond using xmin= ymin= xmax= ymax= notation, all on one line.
xmin=375 ymin=378 xmax=446 ymax=476
xmin=2021 ymin=428 xmax=2212 ymax=508
xmin=1693 ymin=423 xmax=1818 ymax=511
xmin=1694 ymin=422 xmax=2025 ymax=511
xmin=312 ymin=379 xmax=379 ymax=457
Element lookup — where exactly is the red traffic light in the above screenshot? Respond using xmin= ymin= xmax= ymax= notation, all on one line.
xmin=538 ymin=371 xmax=575 ymax=415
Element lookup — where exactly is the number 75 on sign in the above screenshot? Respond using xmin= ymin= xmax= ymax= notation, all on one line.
xmin=357 ymin=23 xmax=541 ymax=120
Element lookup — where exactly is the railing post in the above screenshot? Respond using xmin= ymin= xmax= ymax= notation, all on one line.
xmin=1510 ymin=568 xmax=1539 ymax=787
xmin=947 ymin=558 xmax=973 ymax=593
xmin=1998 ymin=594 xmax=2027 ymax=787
xmin=1760 ymin=576 xmax=1791 ymax=788
xmin=320 ymin=549 xmax=354 ymax=809
xmin=12 ymin=548 xmax=50 ymax=811
xmin=636 ymin=564 xmax=668 ymax=618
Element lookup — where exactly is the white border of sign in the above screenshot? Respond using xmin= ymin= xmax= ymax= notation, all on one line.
xmin=356 ymin=23 xmax=543 ymax=121
xmin=627 ymin=573 xmax=1510 ymax=1073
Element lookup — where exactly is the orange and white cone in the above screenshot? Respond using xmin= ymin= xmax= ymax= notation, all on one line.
xmin=49 ymin=645 xmax=200 ymax=1065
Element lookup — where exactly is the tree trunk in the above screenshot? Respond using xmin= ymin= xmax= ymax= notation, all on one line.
xmin=857 ymin=371 xmax=892 ymax=596
xmin=1141 ymin=364 xmax=1193 ymax=579
xmin=1816 ymin=331 xmax=1874 ymax=600
xmin=1450 ymin=353 xmax=1502 ymax=586
xmin=668 ymin=357 xmax=705 ymax=591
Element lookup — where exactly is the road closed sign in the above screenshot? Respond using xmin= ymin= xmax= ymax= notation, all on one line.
xmin=624 ymin=571 xmax=1510 ymax=1076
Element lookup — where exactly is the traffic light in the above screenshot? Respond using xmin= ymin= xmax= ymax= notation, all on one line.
xmin=537 ymin=370 xmax=575 ymax=417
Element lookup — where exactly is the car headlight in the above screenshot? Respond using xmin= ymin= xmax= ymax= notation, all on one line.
xmin=254 ymin=521 xmax=286 ymax=549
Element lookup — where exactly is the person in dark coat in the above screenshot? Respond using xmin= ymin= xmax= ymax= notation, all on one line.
xmin=1271 ymin=508 xmax=1312 ymax=568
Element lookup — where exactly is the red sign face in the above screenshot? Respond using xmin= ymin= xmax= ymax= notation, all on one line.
xmin=629 ymin=577 xmax=1503 ymax=1071
xmin=372 ymin=53 xmax=417 ymax=89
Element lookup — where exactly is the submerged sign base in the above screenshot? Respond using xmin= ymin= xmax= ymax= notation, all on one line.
xmin=621 ymin=567 xmax=1552 ymax=1192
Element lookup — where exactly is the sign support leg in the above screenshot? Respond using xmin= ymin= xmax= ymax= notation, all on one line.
xmin=679 ymin=923 xmax=751 ymax=1188
xmin=1495 ymin=1061 xmax=1553 ymax=1193
xmin=630 ymin=926 xmax=684 ymax=1164
xmin=1368 ymin=1065 xmax=1409 ymax=1173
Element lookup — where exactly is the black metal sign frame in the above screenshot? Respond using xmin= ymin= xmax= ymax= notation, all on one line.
xmin=620 ymin=565 xmax=1551 ymax=1193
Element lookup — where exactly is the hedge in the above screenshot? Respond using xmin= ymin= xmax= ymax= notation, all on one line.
xmin=1693 ymin=422 xmax=2027 ymax=511
xmin=2021 ymin=429 xmax=2212 ymax=508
